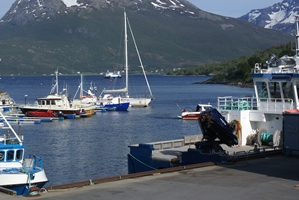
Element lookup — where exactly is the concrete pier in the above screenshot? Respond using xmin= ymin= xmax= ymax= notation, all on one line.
xmin=1 ymin=155 xmax=299 ymax=200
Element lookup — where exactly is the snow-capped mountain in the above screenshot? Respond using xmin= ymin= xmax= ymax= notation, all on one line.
xmin=239 ymin=0 xmax=299 ymax=34
xmin=1 ymin=0 xmax=200 ymax=25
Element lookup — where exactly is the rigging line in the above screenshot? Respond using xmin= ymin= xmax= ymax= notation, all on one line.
xmin=128 ymin=153 xmax=157 ymax=170
xmin=126 ymin=17 xmax=153 ymax=98
xmin=176 ymin=103 xmax=182 ymax=110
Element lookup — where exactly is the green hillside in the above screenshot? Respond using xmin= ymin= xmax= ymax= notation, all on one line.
xmin=167 ymin=42 xmax=295 ymax=84
xmin=0 ymin=7 xmax=294 ymax=75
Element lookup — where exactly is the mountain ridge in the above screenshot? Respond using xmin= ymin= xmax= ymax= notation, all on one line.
xmin=239 ymin=0 xmax=299 ymax=34
xmin=0 ymin=0 xmax=294 ymax=75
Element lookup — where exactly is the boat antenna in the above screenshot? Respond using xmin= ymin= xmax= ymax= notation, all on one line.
xmin=0 ymin=112 xmax=22 ymax=144
xmin=296 ymin=15 xmax=299 ymax=57
xmin=55 ymin=69 xmax=59 ymax=95
xmin=50 ymin=69 xmax=59 ymax=95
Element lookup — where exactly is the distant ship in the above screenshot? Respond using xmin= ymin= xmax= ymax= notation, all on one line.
xmin=104 ymin=71 xmax=121 ymax=78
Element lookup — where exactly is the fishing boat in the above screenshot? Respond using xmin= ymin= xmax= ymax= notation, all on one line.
xmin=127 ymin=15 xmax=299 ymax=175
xmin=19 ymin=70 xmax=81 ymax=118
xmin=104 ymin=71 xmax=122 ymax=79
xmin=25 ymin=110 xmax=60 ymax=118
xmin=178 ymin=104 xmax=213 ymax=120
xmin=103 ymin=12 xmax=153 ymax=107
xmin=0 ymin=112 xmax=48 ymax=195
xmin=71 ymin=99 xmax=96 ymax=117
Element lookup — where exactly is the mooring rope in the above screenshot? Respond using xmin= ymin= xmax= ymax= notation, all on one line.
xmin=128 ymin=153 xmax=157 ymax=170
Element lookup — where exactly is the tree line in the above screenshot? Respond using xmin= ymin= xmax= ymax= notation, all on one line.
xmin=167 ymin=42 xmax=295 ymax=84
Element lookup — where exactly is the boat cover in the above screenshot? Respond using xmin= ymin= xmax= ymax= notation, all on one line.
xmin=198 ymin=108 xmax=238 ymax=147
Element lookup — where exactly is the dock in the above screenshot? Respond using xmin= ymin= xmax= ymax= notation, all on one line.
xmin=1 ymin=154 xmax=298 ymax=199
xmin=0 ymin=113 xmax=65 ymax=125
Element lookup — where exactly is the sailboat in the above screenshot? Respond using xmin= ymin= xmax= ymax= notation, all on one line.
xmin=76 ymin=75 xmax=130 ymax=111
xmin=103 ymin=11 xmax=153 ymax=107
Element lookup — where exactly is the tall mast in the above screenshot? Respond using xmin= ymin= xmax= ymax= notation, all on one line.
xmin=124 ymin=11 xmax=129 ymax=98
xmin=296 ymin=16 xmax=299 ymax=57
xmin=80 ymin=74 xmax=83 ymax=97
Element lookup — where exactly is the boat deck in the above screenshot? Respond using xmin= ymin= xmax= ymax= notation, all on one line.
xmin=133 ymin=134 xmax=281 ymax=164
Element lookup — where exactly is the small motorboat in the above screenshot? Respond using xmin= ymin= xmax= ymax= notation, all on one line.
xmin=104 ymin=71 xmax=122 ymax=78
xmin=178 ymin=104 xmax=213 ymax=120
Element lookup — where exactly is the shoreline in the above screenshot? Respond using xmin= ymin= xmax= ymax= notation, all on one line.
xmin=193 ymin=80 xmax=253 ymax=88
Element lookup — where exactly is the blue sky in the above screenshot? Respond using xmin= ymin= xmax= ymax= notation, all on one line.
xmin=0 ymin=0 xmax=281 ymax=18
xmin=193 ymin=0 xmax=281 ymax=17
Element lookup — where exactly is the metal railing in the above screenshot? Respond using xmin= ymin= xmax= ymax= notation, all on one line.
xmin=217 ymin=96 xmax=294 ymax=112
xmin=151 ymin=135 xmax=202 ymax=150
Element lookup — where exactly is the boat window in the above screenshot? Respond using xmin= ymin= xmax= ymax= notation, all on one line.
xmin=42 ymin=101 xmax=45 ymax=105
xmin=16 ymin=150 xmax=23 ymax=160
xmin=38 ymin=100 xmax=42 ymax=105
xmin=46 ymin=100 xmax=51 ymax=105
xmin=7 ymin=150 xmax=14 ymax=161
xmin=296 ymin=82 xmax=299 ymax=100
xmin=269 ymin=82 xmax=281 ymax=99
xmin=256 ymin=82 xmax=268 ymax=99
xmin=51 ymin=100 xmax=56 ymax=105
xmin=0 ymin=151 xmax=4 ymax=161
xmin=282 ymin=82 xmax=294 ymax=100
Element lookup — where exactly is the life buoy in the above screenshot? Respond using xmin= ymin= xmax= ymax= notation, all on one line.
xmin=231 ymin=119 xmax=242 ymax=146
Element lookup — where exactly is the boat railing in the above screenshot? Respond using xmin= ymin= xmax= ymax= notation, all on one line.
xmin=151 ymin=135 xmax=201 ymax=150
xmin=23 ymin=155 xmax=43 ymax=170
xmin=254 ymin=68 xmax=299 ymax=74
xmin=218 ymin=96 xmax=294 ymax=112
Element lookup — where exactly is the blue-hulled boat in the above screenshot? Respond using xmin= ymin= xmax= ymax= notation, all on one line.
xmin=0 ymin=112 xmax=48 ymax=195
xmin=96 ymin=95 xmax=130 ymax=111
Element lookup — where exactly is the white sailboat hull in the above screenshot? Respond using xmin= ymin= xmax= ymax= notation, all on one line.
xmin=124 ymin=97 xmax=152 ymax=107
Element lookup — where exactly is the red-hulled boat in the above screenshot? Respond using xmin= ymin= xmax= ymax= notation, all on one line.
xmin=178 ymin=104 xmax=213 ymax=120
xmin=25 ymin=110 xmax=58 ymax=118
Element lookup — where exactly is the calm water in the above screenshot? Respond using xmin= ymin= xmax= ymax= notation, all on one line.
xmin=0 ymin=75 xmax=253 ymax=186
